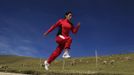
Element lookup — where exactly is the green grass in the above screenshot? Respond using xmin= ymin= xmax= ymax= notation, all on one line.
xmin=0 ymin=53 xmax=134 ymax=75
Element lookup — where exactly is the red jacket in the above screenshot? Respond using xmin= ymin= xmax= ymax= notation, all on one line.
xmin=46 ymin=18 xmax=80 ymax=37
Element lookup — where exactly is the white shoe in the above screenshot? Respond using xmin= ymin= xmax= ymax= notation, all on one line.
xmin=62 ymin=52 xmax=71 ymax=59
xmin=44 ymin=60 xmax=49 ymax=70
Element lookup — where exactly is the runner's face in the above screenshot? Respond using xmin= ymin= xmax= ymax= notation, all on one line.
xmin=65 ymin=13 xmax=72 ymax=20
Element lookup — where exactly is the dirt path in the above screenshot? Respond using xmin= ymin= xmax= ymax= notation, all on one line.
xmin=0 ymin=72 xmax=29 ymax=75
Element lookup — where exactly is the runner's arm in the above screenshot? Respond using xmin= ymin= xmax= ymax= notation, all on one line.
xmin=71 ymin=22 xmax=80 ymax=34
xmin=44 ymin=19 xmax=62 ymax=36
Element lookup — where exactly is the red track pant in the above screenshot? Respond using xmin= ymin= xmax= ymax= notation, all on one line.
xmin=47 ymin=35 xmax=72 ymax=64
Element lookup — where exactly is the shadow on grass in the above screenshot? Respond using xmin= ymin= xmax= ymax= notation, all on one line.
xmin=0 ymin=69 xmax=41 ymax=75
xmin=0 ymin=68 xmax=131 ymax=75
xmin=45 ymin=70 xmax=124 ymax=75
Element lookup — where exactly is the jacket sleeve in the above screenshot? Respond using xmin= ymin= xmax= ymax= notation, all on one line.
xmin=45 ymin=19 xmax=62 ymax=35
xmin=71 ymin=24 xmax=80 ymax=34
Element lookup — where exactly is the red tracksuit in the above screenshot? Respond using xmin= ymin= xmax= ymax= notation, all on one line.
xmin=45 ymin=18 xmax=80 ymax=64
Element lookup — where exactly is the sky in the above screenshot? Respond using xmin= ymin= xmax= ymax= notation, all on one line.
xmin=0 ymin=0 xmax=134 ymax=58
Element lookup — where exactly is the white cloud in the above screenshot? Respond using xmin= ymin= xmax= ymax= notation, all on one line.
xmin=12 ymin=45 xmax=38 ymax=57
xmin=0 ymin=15 xmax=42 ymax=57
xmin=0 ymin=35 xmax=39 ymax=57
xmin=0 ymin=42 xmax=10 ymax=49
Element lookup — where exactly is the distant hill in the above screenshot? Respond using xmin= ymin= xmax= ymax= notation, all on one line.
xmin=0 ymin=53 xmax=134 ymax=75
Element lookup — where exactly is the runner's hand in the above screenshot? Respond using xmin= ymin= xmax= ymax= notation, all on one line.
xmin=77 ymin=22 xmax=80 ymax=27
xmin=43 ymin=32 xmax=48 ymax=36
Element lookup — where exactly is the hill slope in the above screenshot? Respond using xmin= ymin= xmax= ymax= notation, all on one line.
xmin=0 ymin=54 xmax=134 ymax=75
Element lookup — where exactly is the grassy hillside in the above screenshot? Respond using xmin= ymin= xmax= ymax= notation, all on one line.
xmin=0 ymin=53 xmax=134 ymax=75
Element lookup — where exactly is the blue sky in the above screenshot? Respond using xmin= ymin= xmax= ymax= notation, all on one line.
xmin=0 ymin=0 xmax=134 ymax=58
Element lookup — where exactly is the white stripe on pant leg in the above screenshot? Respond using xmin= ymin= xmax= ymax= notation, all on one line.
xmin=59 ymin=35 xmax=65 ymax=39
